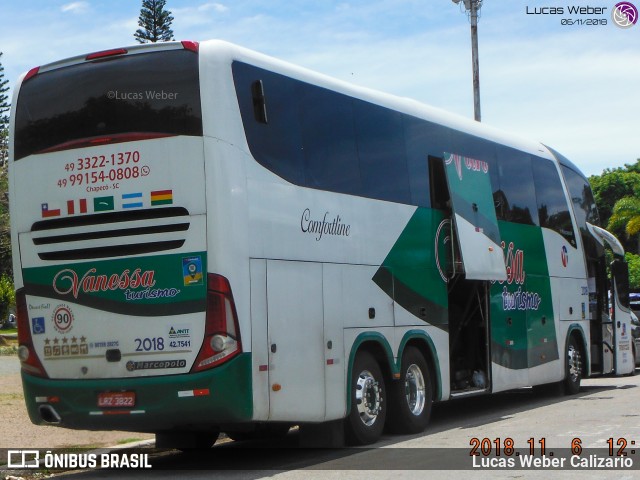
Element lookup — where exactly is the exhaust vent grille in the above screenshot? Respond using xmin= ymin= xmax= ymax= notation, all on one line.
xmin=31 ymin=207 xmax=190 ymax=261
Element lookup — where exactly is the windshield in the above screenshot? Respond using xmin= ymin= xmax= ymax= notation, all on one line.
xmin=14 ymin=49 xmax=202 ymax=160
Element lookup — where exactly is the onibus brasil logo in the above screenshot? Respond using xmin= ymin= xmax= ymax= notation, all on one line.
xmin=612 ymin=2 xmax=638 ymax=28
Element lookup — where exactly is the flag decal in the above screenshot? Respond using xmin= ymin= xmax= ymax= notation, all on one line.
xmin=41 ymin=203 xmax=61 ymax=218
xmin=122 ymin=192 xmax=143 ymax=209
xmin=151 ymin=189 xmax=173 ymax=206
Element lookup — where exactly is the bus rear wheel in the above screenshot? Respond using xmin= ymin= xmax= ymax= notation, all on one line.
xmin=564 ymin=336 xmax=582 ymax=395
xmin=345 ymin=351 xmax=387 ymax=445
xmin=386 ymin=346 xmax=433 ymax=434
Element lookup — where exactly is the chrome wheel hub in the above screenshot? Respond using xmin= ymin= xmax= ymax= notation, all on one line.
xmin=404 ymin=364 xmax=426 ymax=416
xmin=568 ymin=344 xmax=582 ymax=382
xmin=355 ymin=369 xmax=382 ymax=426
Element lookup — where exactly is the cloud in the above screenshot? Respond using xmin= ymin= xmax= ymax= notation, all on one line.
xmin=199 ymin=3 xmax=229 ymax=13
xmin=61 ymin=1 xmax=89 ymax=14
xmin=171 ymin=2 xmax=230 ymax=29
xmin=1 ymin=0 xmax=636 ymax=176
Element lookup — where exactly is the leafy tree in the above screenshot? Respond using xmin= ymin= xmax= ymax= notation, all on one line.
xmin=0 ymin=53 xmax=10 ymax=280
xmin=134 ymin=0 xmax=175 ymax=43
xmin=589 ymin=159 xmax=640 ymax=253
xmin=0 ymin=52 xmax=10 ymax=168
xmin=0 ymin=274 xmax=14 ymax=320
xmin=589 ymin=167 xmax=640 ymax=227
xmin=0 ymin=166 xmax=10 ymax=277
xmin=625 ymin=252 xmax=640 ymax=290
xmin=608 ymin=196 xmax=640 ymax=253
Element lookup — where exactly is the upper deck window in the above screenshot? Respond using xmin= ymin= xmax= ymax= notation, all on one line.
xmin=14 ymin=49 xmax=202 ymax=160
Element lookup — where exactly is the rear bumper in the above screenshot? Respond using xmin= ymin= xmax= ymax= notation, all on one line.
xmin=21 ymin=353 xmax=253 ymax=432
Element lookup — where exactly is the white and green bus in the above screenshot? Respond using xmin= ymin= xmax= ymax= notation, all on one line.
xmin=9 ymin=40 xmax=635 ymax=448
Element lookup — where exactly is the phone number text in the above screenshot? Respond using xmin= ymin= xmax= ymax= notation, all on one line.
xmin=58 ymin=166 xmax=150 ymax=188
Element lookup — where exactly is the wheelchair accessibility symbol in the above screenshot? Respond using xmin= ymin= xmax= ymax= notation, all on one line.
xmin=31 ymin=317 xmax=45 ymax=335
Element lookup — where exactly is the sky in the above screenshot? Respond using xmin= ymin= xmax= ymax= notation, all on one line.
xmin=0 ymin=0 xmax=639 ymax=176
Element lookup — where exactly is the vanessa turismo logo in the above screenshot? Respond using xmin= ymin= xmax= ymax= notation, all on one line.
xmin=612 ymin=1 xmax=638 ymax=27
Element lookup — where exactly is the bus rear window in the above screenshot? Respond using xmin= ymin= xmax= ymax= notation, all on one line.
xmin=14 ymin=49 xmax=202 ymax=160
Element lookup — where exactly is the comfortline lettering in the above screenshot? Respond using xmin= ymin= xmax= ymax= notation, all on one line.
xmin=300 ymin=208 xmax=351 ymax=241
xmin=53 ymin=268 xmax=156 ymax=299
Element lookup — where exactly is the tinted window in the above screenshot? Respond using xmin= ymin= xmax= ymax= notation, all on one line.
xmin=403 ymin=117 xmax=452 ymax=207
xmin=562 ymin=164 xmax=602 ymax=260
xmin=354 ymin=101 xmax=410 ymax=203
xmin=15 ymin=49 xmax=202 ymax=160
xmin=299 ymin=85 xmax=362 ymax=195
xmin=235 ymin=61 xmax=417 ymax=204
xmin=532 ymin=158 xmax=576 ymax=245
xmin=234 ymin=63 xmax=305 ymax=184
xmin=561 ymin=165 xmax=600 ymax=227
xmin=448 ymin=131 xmax=499 ymax=199
xmin=496 ymin=148 xmax=539 ymax=225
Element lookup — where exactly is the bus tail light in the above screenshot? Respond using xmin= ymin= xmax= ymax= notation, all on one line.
xmin=23 ymin=66 xmax=40 ymax=82
xmin=181 ymin=41 xmax=199 ymax=53
xmin=86 ymin=48 xmax=128 ymax=60
xmin=191 ymin=274 xmax=242 ymax=372
xmin=16 ymin=289 xmax=48 ymax=378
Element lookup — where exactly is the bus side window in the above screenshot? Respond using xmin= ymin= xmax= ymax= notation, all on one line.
xmin=532 ymin=158 xmax=576 ymax=246
xmin=429 ymin=156 xmax=449 ymax=211
xmin=496 ymin=147 xmax=539 ymax=226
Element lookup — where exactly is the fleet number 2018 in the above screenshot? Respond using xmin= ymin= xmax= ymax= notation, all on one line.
xmin=134 ymin=337 xmax=165 ymax=351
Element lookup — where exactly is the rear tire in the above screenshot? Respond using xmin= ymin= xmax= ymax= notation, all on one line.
xmin=345 ymin=351 xmax=387 ymax=445
xmin=563 ymin=335 xmax=583 ymax=395
xmin=386 ymin=346 xmax=433 ymax=434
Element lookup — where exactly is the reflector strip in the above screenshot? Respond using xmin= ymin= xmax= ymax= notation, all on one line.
xmin=89 ymin=410 xmax=145 ymax=415
xmin=258 ymin=365 xmax=268 ymax=372
xmin=177 ymin=388 xmax=210 ymax=398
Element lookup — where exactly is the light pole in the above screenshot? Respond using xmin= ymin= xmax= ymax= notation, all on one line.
xmin=453 ymin=0 xmax=483 ymax=122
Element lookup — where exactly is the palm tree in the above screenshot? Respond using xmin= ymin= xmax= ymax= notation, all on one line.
xmin=608 ymin=196 xmax=640 ymax=253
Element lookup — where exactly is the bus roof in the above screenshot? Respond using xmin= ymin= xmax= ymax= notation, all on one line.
xmin=16 ymin=38 xmax=577 ymax=173
xmin=200 ymin=39 xmax=561 ymax=166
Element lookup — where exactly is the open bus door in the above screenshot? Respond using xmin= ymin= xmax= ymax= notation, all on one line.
xmin=441 ymin=153 xmax=507 ymax=394
xmin=442 ymin=152 xmax=506 ymax=281
xmin=587 ymin=223 xmax=635 ymax=375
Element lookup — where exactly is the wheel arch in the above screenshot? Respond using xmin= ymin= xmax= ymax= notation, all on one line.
xmin=397 ymin=330 xmax=442 ymax=402
xmin=566 ymin=323 xmax=590 ymax=377
xmin=346 ymin=333 xmax=396 ymax=413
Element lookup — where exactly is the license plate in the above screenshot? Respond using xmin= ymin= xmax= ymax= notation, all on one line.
xmin=97 ymin=391 xmax=135 ymax=408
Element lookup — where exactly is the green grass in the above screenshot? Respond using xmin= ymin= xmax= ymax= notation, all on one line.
xmin=0 ymin=345 xmax=17 ymax=356
xmin=0 ymin=331 xmax=18 ymax=356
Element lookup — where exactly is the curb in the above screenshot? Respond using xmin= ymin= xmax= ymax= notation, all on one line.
xmin=103 ymin=438 xmax=156 ymax=450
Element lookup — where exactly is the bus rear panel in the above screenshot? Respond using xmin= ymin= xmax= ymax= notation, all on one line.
xmin=10 ymin=42 xmax=251 ymax=432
